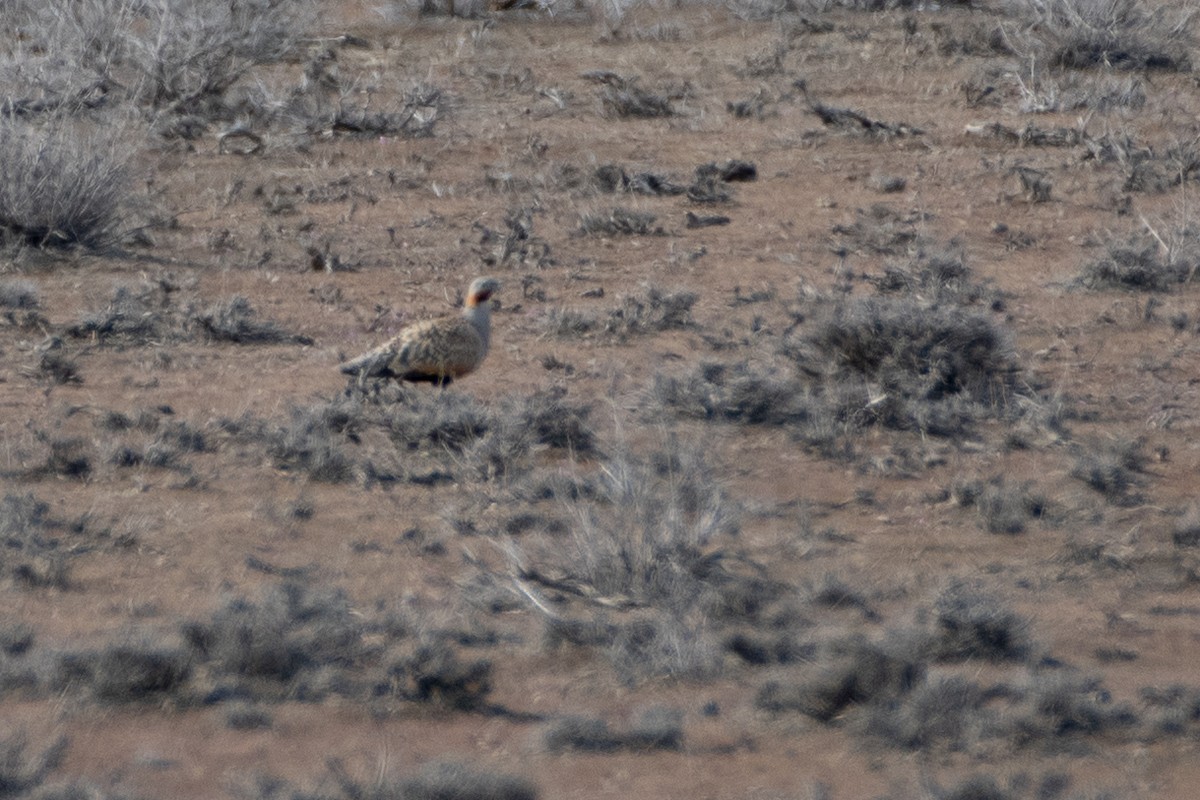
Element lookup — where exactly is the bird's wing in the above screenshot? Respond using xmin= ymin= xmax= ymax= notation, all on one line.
xmin=341 ymin=318 xmax=483 ymax=379
xmin=393 ymin=318 xmax=485 ymax=378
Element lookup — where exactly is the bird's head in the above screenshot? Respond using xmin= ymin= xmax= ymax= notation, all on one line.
xmin=465 ymin=276 xmax=501 ymax=308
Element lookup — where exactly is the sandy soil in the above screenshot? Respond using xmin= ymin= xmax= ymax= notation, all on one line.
xmin=4 ymin=1 xmax=1200 ymax=798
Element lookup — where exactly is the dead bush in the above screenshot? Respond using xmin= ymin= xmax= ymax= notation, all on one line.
xmin=543 ymin=707 xmax=683 ymax=753
xmin=578 ymin=207 xmax=660 ymax=236
xmin=597 ymin=77 xmax=676 ymax=118
xmin=58 ymin=636 xmax=192 ymax=703
xmin=1011 ymin=0 xmax=1193 ymax=72
xmin=860 ymin=674 xmax=994 ymax=751
xmin=193 ymin=296 xmax=313 ymax=345
xmin=385 ymin=640 xmax=493 ymax=710
xmin=397 ymin=762 xmax=538 ymax=800
xmin=259 ymin=401 xmax=361 ymax=483
xmin=328 ymin=85 xmax=445 ymax=139
xmin=756 ymin=636 xmax=924 ymax=721
xmin=0 ymin=494 xmax=76 ymax=589
xmin=953 ymin=477 xmax=1047 ymax=534
xmin=929 ymin=583 xmax=1032 ymax=663
xmin=592 ymin=164 xmax=685 ymax=196
xmin=653 ymin=361 xmax=823 ymax=427
xmin=69 ymin=283 xmax=314 ymax=348
xmin=604 ymin=611 xmax=722 ymax=684
xmin=1069 ymin=439 xmax=1147 ymax=506
xmin=802 ymin=298 xmax=1018 ymax=407
xmin=870 ymin=243 xmax=1002 ymax=308
xmin=182 ymin=582 xmax=367 ymax=701
xmin=0 ymin=732 xmax=68 ymax=797
xmin=1005 ymin=672 xmax=1139 ymax=747
xmin=0 ymin=281 xmax=39 ymax=309
xmin=0 ymin=114 xmax=137 ymax=249
xmin=543 ymin=286 xmax=696 ymax=341
xmin=831 ymin=204 xmax=923 ymax=256
xmin=516 ymin=444 xmax=737 ymax=612
xmin=507 ymin=443 xmax=740 ymax=682
xmin=128 ymin=0 xmax=316 ymax=116
xmin=67 ymin=283 xmax=176 ymax=346
xmin=1076 ymin=230 xmax=1200 ymax=291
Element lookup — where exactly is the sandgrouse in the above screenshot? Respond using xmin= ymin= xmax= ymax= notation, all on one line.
xmin=340 ymin=277 xmax=500 ymax=387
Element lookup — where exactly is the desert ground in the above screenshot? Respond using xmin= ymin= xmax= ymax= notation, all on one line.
xmin=3 ymin=0 xmax=1200 ymax=797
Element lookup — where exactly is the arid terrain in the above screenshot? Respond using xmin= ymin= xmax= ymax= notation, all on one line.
xmin=3 ymin=0 xmax=1200 ymax=797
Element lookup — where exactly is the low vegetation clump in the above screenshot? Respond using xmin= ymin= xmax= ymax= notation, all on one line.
xmin=67 ymin=280 xmax=310 ymax=348
xmin=1076 ymin=230 xmax=1200 ymax=291
xmin=544 ymin=286 xmax=697 ymax=341
xmin=749 ymin=587 xmax=1081 ymax=754
xmin=7 ymin=0 xmax=316 ymax=121
xmin=657 ymin=241 xmax=1043 ymax=461
xmin=1141 ymin=685 xmax=1200 ymax=739
xmin=870 ymin=244 xmax=1003 ymax=308
xmin=1006 ymin=672 xmax=1140 ymax=748
xmin=953 ymin=477 xmax=1048 ymax=534
xmin=263 ymin=760 xmax=539 ymax=800
xmin=596 ymin=76 xmax=678 ymax=118
xmin=542 ymin=707 xmax=684 ymax=753
xmin=67 ymin=283 xmax=177 ymax=345
xmin=578 ymin=207 xmax=661 ymax=236
xmin=662 ymin=293 xmax=1024 ymax=448
xmin=327 ymin=85 xmax=446 ymax=139
xmin=927 ymin=582 xmax=1032 ymax=663
xmin=1172 ymin=507 xmax=1200 ymax=548
xmin=1069 ymin=439 xmax=1148 ymax=506
xmin=386 ymin=638 xmax=494 ymax=710
xmin=105 ymin=415 xmax=210 ymax=474
xmin=6 ymin=582 xmax=496 ymax=713
xmin=860 ymin=674 xmax=995 ymax=752
xmin=1012 ymin=0 xmax=1193 ymax=72
xmin=0 ymin=115 xmax=136 ymax=249
xmin=654 ymin=360 xmax=822 ymax=428
xmin=58 ymin=637 xmax=193 ymax=703
xmin=517 ymin=444 xmax=738 ymax=611
xmin=194 ymin=297 xmax=314 ymax=345
xmin=0 ymin=493 xmax=102 ymax=589
xmin=809 ymin=102 xmax=922 ymax=139
xmin=182 ymin=582 xmax=366 ymax=701
xmin=756 ymin=635 xmax=924 ymax=721
xmin=506 ymin=442 xmax=751 ymax=683
xmin=593 ymin=163 xmax=686 ymax=196
xmin=799 ymin=298 xmax=1019 ymax=414
xmin=908 ymin=772 xmax=1075 ymax=800
xmin=0 ymin=281 xmax=49 ymax=333
xmin=0 ymin=280 xmax=39 ymax=310
xmin=0 ymin=732 xmax=68 ymax=798
xmin=228 ymin=386 xmax=596 ymax=486
xmin=396 ymin=762 xmax=539 ymax=800
xmin=831 ymin=204 xmax=923 ymax=256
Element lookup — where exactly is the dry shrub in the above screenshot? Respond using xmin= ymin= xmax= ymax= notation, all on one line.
xmin=0 ymin=114 xmax=137 ymax=248
xmin=0 ymin=732 xmax=68 ymax=797
xmin=1011 ymin=0 xmax=1193 ymax=72
xmin=578 ymin=207 xmax=660 ymax=236
xmin=506 ymin=442 xmax=741 ymax=682
xmin=1076 ymin=229 xmax=1200 ymax=291
xmin=194 ymin=297 xmax=314 ymax=345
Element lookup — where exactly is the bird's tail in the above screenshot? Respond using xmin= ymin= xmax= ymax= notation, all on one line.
xmin=340 ymin=352 xmax=376 ymax=375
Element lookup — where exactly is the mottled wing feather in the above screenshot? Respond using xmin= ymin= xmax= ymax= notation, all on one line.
xmin=341 ymin=317 xmax=485 ymax=381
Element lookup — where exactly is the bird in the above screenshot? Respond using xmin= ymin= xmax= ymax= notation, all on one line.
xmin=340 ymin=277 xmax=500 ymax=387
